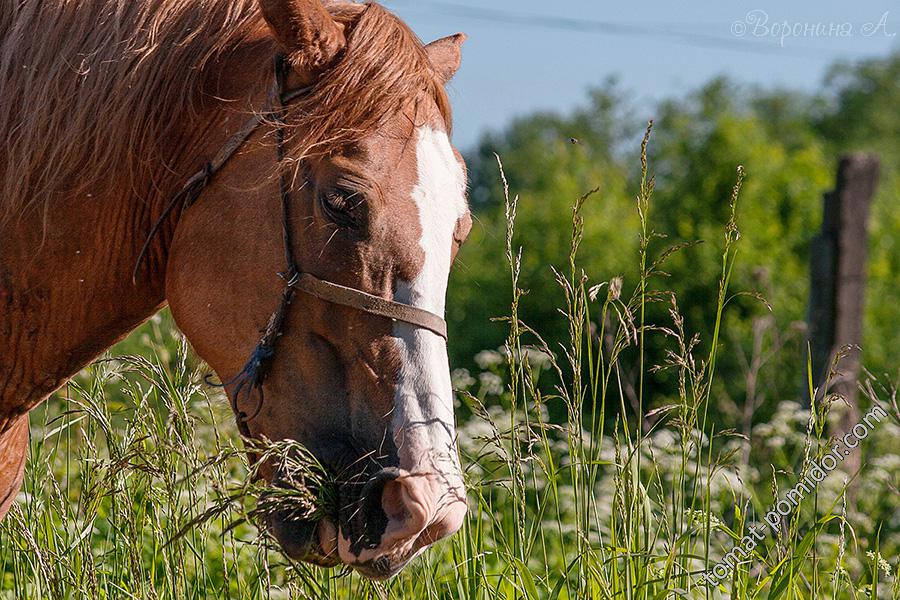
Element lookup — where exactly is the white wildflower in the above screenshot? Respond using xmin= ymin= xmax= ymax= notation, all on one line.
xmin=451 ymin=368 xmax=475 ymax=389
xmin=479 ymin=372 xmax=504 ymax=396
xmin=474 ymin=349 xmax=503 ymax=369
xmin=866 ymin=551 xmax=892 ymax=578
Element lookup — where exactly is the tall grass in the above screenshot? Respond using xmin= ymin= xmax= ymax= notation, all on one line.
xmin=1 ymin=127 xmax=898 ymax=599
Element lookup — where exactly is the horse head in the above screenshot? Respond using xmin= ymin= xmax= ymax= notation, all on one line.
xmin=165 ymin=0 xmax=471 ymax=579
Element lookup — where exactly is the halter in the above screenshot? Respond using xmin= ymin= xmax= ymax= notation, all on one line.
xmin=136 ymin=56 xmax=447 ymax=434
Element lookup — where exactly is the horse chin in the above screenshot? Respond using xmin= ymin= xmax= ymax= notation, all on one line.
xmin=269 ymin=516 xmax=340 ymax=568
xmin=346 ymin=554 xmax=418 ymax=581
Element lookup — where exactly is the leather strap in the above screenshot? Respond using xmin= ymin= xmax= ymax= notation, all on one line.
xmin=293 ymin=273 xmax=447 ymax=339
xmin=185 ymin=81 xmax=316 ymax=205
xmin=132 ymin=84 xmax=313 ymax=282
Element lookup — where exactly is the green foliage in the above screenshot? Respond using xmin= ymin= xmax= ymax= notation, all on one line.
xmin=451 ymin=82 xmax=638 ymax=377
xmin=647 ymin=79 xmax=832 ymax=418
xmin=451 ymin=52 xmax=900 ymax=429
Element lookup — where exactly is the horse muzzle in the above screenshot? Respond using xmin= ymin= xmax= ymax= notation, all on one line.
xmin=268 ymin=465 xmax=466 ymax=578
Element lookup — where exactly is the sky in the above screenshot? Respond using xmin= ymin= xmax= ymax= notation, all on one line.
xmin=380 ymin=0 xmax=899 ymax=151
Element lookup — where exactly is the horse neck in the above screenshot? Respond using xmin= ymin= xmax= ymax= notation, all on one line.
xmin=0 ymin=38 xmax=274 ymax=430
xmin=0 ymin=177 xmax=156 ymax=427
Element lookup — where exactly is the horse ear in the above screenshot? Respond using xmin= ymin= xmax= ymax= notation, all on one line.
xmin=425 ymin=33 xmax=466 ymax=83
xmin=257 ymin=0 xmax=346 ymax=75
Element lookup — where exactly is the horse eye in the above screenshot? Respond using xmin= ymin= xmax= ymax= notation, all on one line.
xmin=320 ymin=188 xmax=363 ymax=229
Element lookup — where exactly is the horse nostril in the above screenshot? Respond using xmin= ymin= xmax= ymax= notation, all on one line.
xmin=381 ymin=476 xmax=430 ymax=538
xmin=355 ymin=468 xmax=432 ymax=550
xmin=358 ymin=467 xmax=402 ymax=519
xmin=349 ymin=467 xmax=403 ymax=554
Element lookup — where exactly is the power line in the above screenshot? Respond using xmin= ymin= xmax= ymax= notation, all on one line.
xmin=384 ymin=0 xmax=852 ymax=60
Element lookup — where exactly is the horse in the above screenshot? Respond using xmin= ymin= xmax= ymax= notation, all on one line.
xmin=0 ymin=0 xmax=471 ymax=579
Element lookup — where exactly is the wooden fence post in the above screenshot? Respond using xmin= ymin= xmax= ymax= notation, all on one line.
xmin=807 ymin=154 xmax=880 ymax=479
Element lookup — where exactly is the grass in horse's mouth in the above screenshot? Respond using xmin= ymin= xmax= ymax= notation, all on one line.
xmin=253 ymin=439 xmax=342 ymax=532
xmin=167 ymin=438 xmax=338 ymax=546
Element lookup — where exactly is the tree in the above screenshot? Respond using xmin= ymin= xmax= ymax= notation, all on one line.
xmin=450 ymin=52 xmax=899 ymax=429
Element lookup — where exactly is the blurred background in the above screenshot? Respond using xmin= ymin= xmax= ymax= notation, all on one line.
xmin=379 ymin=0 xmax=899 ymax=426
xmin=385 ymin=0 xmax=897 ymax=150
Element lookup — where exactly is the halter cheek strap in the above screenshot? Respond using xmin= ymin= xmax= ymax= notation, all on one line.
xmin=293 ymin=273 xmax=447 ymax=338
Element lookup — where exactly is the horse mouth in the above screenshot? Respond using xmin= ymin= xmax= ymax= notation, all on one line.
xmin=269 ymin=514 xmax=424 ymax=578
xmin=262 ymin=461 xmax=466 ymax=578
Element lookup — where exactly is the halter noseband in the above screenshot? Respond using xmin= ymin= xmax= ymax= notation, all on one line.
xmin=136 ymin=56 xmax=448 ymax=433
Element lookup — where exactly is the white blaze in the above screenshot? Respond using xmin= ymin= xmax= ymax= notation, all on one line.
xmin=392 ymin=126 xmax=467 ymax=481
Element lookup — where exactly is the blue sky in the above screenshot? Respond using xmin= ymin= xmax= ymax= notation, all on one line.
xmin=381 ymin=0 xmax=899 ymax=150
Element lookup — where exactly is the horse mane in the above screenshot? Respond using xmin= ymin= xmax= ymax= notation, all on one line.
xmin=0 ymin=1 xmax=449 ymax=224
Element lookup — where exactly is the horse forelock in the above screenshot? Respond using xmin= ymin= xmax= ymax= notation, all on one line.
xmin=283 ymin=3 xmax=452 ymax=162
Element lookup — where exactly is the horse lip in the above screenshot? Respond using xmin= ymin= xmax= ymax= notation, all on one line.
xmin=311 ymin=519 xmax=340 ymax=567
xmin=269 ymin=514 xmax=341 ymax=567
xmin=352 ymin=560 xmax=405 ymax=580
xmin=268 ymin=513 xmax=317 ymax=558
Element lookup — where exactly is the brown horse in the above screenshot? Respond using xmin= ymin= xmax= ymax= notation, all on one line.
xmin=0 ymin=0 xmax=471 ymax=579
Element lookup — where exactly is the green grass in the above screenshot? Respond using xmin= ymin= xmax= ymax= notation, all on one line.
xmin=1 ymin=127 xmax=898 ymax=599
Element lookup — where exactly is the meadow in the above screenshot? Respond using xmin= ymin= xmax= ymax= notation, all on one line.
xmin=1 ymin=118 xmax=898 ymax=599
